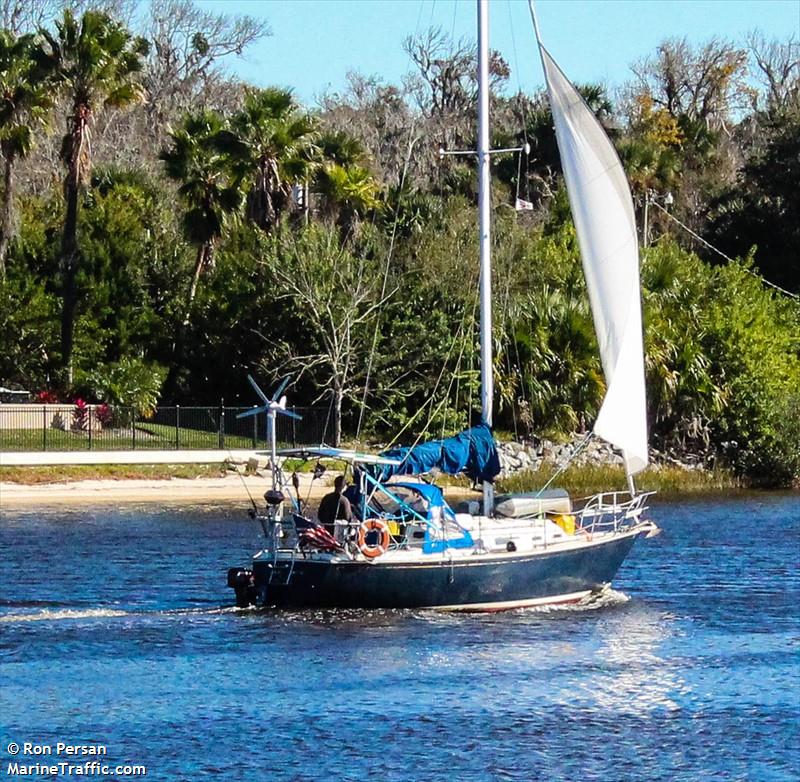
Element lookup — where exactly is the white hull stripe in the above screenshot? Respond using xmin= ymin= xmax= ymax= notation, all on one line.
xmin=430 ymin=589 xmax=594 ymax=613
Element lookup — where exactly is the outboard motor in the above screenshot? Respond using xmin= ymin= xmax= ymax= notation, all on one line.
xmin=227 ymin=567 xmax=257 ymax=607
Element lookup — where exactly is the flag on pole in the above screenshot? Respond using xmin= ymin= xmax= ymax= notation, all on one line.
xmin=299 ymin=524 xmax=343 ymax=552
xmin=515 ymin=197 xmax=534 ymax=211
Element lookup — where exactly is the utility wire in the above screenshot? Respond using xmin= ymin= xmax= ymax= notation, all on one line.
xmin=650 ymin=200 xmax=798 ymax=300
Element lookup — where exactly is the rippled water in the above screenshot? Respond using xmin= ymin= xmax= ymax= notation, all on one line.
xmin=1 ymin=494 xmax=798 ymax=781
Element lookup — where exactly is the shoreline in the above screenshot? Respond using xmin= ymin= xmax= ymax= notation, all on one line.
xmin=2 ymin=474 xmax=791 ymax=510
xmin=0 ymin=475 xmax=288 ymax=507
xmin=0 ymin=474 xmax=339 ymax=508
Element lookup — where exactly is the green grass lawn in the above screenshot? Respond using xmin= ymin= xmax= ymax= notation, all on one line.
xmin=0 ymin=463 xmax=230 ymax=483
xmin=0 ymin=423 xmax=271 ymax=452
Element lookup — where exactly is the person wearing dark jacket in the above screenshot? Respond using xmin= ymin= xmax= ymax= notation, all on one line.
xmin=317 ymin=475 xmax=352 ymax=536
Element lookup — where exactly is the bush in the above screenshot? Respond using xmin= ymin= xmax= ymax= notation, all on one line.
xmin=95 ymin=403 xmax=113 ymax=428
xmin=85 ymin=357 xmax=167 ymax=419
xmin=71 ymin=398 xmax=89 ymax=432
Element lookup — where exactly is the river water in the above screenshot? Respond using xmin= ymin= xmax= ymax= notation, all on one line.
xmin=1 ymin=494 xmax=798 ymax=781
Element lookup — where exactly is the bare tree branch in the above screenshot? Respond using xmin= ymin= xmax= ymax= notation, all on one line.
xmin=746 ymin=31 xmax=800 ymax=115
xmin=143 ymin=0 xmax=270 ymax=131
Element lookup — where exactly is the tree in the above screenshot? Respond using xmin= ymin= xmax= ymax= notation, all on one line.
xmin=640 ymin=240 xmax=725 ymax=454
xmin=404 ymin=26 xmax=509 ymax=154
xmin=160 ymin=109 xmax=242 ymax=320
xmin=318 ymin=74 xmax=415 ymax=188
xmin=144 ymin=0 xmax=270 ymax=132
xmin=0 ymin=29 xmax=54 ymax=277
xmin=1 ymin=0 xmax=50 ymax=35
xmin=75 ymin=166 xmax=185 ymax=367
xmin=224 ymin=87 xmax=317 ymax=233
xmin=746 ymin=32 xmax=800 ymax=118
xmin=629 ymin=37 xmax=750 ymax=131
xmin=706 ymin=109 xmax=800 ymax=293
xmin=267 ymin=224 xmax=391 ymax=446
xmin=314 ymin=130 xmax=382 ymax=241
xmin=404 ymin=27 xmax=509 ymax=120
xmin=40 ymin=9 xmax=148 ymax=385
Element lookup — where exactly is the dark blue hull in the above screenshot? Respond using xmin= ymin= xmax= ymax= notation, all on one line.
xmin=252 ymin=531 xmax=642 ymax=610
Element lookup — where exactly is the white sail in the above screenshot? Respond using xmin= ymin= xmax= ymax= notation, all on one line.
xmin=538 ymin=45 xmax=648 ymax=475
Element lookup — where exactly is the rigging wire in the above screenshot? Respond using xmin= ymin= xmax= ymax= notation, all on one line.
xmin=355 ymin=127 xmax=420 ymax=440
xmin=321 ymin=392 xmax=335 ymax=445
xmin=506 ymin=0 xmax=533 ymax=207
xmin=228 ymin=446 xmax=259 ymax=514
xmin=534 ymin=430 xmax=595 ymax=498
xmin=438 ymin=284 xmax=480 ymax=442
xmin=506 ymin=0 xmax=531 ymax=145
xmin=356 ymin=0 xmax=441 ymax=442
xmin=414 ymin=0 xmax=426 ymax=40
xmin=512 ymin=317 xmax=530 ymax=422
xmin=383 ymin=269 xmax=480 ymax=451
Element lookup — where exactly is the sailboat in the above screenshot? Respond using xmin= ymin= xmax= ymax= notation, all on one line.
xmin=226 ymin=0 xmax=658 ymax=611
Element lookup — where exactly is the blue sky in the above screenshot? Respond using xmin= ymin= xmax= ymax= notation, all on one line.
xmin=195 ymin=0 xmax=800 ymax=105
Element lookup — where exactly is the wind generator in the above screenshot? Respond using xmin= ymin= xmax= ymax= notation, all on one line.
xmin=236 ymin=375 xmax=302 ymax=490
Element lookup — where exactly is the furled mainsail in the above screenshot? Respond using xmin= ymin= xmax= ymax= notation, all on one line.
xmin=538 ymin=44 xmax=649 ymax=475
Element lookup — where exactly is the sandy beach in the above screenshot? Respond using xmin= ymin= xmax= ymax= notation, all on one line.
xmin=0 ymin=473 xmax=334 ymax=508
xmin=0 ymin=471 xmax=477 ymax=508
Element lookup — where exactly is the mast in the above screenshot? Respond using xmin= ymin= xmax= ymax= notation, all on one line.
xmin=477 ymin=0 xmax=494 ymax=516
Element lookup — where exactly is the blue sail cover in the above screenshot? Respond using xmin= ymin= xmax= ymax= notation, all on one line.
xmin=372 ymin=424 xmax=501 ymax=483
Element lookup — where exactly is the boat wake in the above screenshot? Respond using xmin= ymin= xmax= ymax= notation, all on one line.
xmin=0 ymin=604 xmax=252 ymax=624
xmin=0 ymin=607 xmax=132 ymax=623
xmin=0 ymin=591 xmax=629 ymax=625
xmin=518 ymin=588 xmax=630 ymax=614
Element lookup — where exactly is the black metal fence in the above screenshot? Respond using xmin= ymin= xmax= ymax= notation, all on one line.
xmin=0 ymin=404 xmax=331 ymax=452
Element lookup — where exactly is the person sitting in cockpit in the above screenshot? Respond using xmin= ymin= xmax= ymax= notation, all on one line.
xmin=317 ymin=475 xmax=352 ymax=536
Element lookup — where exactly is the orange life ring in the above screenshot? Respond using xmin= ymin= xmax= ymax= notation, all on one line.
xmin=358 ymin=519 xmax=391 ymax=559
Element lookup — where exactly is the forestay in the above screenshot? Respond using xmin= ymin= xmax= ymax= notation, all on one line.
xmin=536 ymin=39 xmax=649 ymax=476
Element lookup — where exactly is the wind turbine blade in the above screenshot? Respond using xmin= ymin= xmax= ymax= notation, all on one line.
xmin=277 ymin=409 xmax=303 ymax=421
xmin=271 ymin=375 xmax=292 ymax=402
xmin=247 ymin=374 xmax=270 ymax=405
xmin=236 ymin=406 xmax=268 ymax=420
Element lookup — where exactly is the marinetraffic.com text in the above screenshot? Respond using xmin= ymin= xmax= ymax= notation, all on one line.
xmin=4 ymin=742 xmax=146 ymax=777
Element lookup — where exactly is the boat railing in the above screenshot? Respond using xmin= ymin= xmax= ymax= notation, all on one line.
xmin=576 ymin=491 xmax=655 ymax=536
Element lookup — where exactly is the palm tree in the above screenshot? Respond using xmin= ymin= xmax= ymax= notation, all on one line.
xmin=40 ymin=9 xmax=149 ymax=385
xmin=0 ymin=30 xmax=55 ymax=278
xmin=314 ymin=130 xmax=382 ymax=241
xmin=225 ymin=87 xmax=317 ymax=232
xmin=318 ymin=129 xmax=366 ymax=167
xmin=316 ymin=162 xmax=382 ymax=241
xmin=160 ymin=110 xmax=243 ymax=321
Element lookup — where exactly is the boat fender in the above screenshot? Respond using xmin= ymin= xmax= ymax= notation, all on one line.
xmin=553 ymin=514 xmax=576 ymax=535
xmin=358 ymin=519 xmax=391 ymax=559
